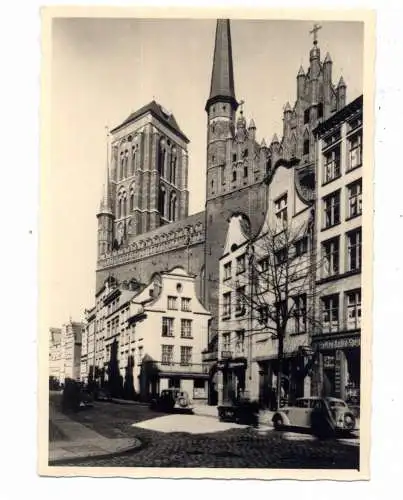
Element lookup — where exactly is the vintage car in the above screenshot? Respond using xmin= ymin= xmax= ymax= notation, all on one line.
xmin=149 ymin=389 xmax=193 ymax=412
xmin=218 ymin=399 xmax=260 ymax=426
xmin=272 ymin=396 xmax=357 ymax=436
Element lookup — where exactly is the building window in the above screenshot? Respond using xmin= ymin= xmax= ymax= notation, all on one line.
xmin=181 ymin=319 xmax=192 ymax=338
xmin=274 ymin=194 xmax=288 ymax=224
xmin=304 ymin=108 xmax=310 ymax=124
xmin=347 ymin=180 xmax=362 ymax=218
xmin=303 ymin=139 xmax=310 ymax=155
xmin=169 ymin=192 xmax=177 ymax=222
xmin=275 ymin=247 xmax=287 ymax=265
xmin=236 ymin=286 xmax=246 ymax=314
xmin=322 ymin=237 xmax=339 ymax=277
xmin=129 ymin=187 xmax=134 ymax=212
xmin=223 ymin=292 xmax=231 ymax=317
xmin=294 ymin=236 xmax=308 ymax=256
xmin=161 ymin=345 xmax=174 ymax=365
xmin=222 ymin=332 xmax=231 ymax=352
xmin=323 ymin=190 xmax=340 ymax=228
xmin=236 ymin=254 xmax=246 ymax=274
xmin=347 ymin=229 xmax=362 ymax=272
xmin=259 ymin=257 xmax=269 ymax=272
xmin=232 ymin=153 xmax=237 ymax=162
xmin=323 ymin=146 xmax=341 ymax=184
xmin=181 ymin=298 xmax=191 ymax=312
xmin=162 ymin=317 xmax=174 ymax=337
xmin=180 ymin=346 xmax=192 ymax=366
xmin=348 ymin=133 xmax=362 ymax=170
xmin=318 ymin=102 xmax=324 ymax=119
xmin=235 ymin=330 xmax=245 ymax=355
xmin=167 ymin=296 xmax=177 ymax=310
xmin=232 ymin=169 xmax=237 ymax=182
xmin=138 ymin=346 xmax=143 ymax=365
xmin=170 ymin=155 xmax=177 ymax=184
xmin=223 ymin=262 xmax=232 ymax=280
xmin=158 ymin=187 xmax=166 ymax=217
xmin=321 ymin=294 xmax=339 ymax=333
xmin=346 ymin=289 xmax=361 ymax=330
xmin=243 ymin=165 xmax=248 ymax=178
xmin=293 ymin=294 xmax=307 ymax=334
xmin=221 ymin=164 xmax=226 ymax=185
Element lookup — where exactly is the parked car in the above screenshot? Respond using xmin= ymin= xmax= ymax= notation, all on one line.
xmin=150 ymin=389 xmax=193 ymax=412
xmin=218 ymin=399 xmax=260 ymax=426
xmin=272 ymin=396 xmax=357 ymax=436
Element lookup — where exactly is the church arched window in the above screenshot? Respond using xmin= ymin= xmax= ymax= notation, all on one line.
xmin=170 ymin=153 xmax=177 ymax=184
xmin=119 ymin=154 xmax=124 ymax=180
xmin=169 ymin=192 xmax=177 ymax=222
xmin=158 ymin=140 xmax=166 ymax=178
xmin=118 ymin=198 xmax=122 ymax=219
xmin=129 ymin=184 xmax=135 ymax=212
xmin=158 ymin=186 xmax=166 ymax=217
xmin=131 ymin=146 xmax=136 ymax=176
xmin=124 ymin=150 xmax=129 ymax=178
xmin=122 ymin=192 xmax=127 ymax=217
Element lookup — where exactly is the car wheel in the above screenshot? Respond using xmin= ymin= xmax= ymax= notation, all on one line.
xmin=343 ymin=412 xmax=356 ymax=431
xmin=273 ymin=415 xmax=283 ymax=430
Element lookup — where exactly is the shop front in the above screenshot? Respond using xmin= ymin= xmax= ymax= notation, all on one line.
xmin=255 ymin=349 xmax=312 ymax=409
xmin=312 ymin=334 xmax=360 ymax=409
xmin=217 ymin=357 xmax=247 ymax=405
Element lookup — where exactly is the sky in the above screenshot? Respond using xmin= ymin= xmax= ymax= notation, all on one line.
xmin=47 ymin=17 xmax=363 ymax=329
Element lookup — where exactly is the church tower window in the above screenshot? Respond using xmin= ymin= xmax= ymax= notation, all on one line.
xmin=129 ymin=185 xmax=135 ymax=212
xmin=169 ymin=192 xmax=177 ymax=222
xmin=303 ymin=139 xmax=310 ymax=155
xmin=170 ymin=154 xmax=177 ymax=184
xmin=232 ymin=169 xmax=237 ymax=182
xmin=159 ymin=186 xmax=166 ymax=217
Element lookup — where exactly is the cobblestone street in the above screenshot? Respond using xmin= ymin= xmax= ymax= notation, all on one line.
xmin=51 ymin=399 xmax=359 ymax=469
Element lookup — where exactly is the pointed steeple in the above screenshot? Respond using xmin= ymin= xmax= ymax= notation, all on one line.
xmin=260 ymin=138 xmax=267 ymax=149
xmin=271 ymin=133 xmax=279 ymax=144
xmin=205 ymin=19 xmax=238 ymax=112
xmin=98 ymin=129 xmax=113 ymax=216
xmin=337 ymin=75 xmax=346 ymax=88
xmin=297 ymin=65 xmax=305 ymax=77
xmin=324 ymin=52 xmax=332 ymax=64
xmin=248 ymin=118 xmax=256 ymax=129
xmin=284 ymin=102 xmax=292 ymax=113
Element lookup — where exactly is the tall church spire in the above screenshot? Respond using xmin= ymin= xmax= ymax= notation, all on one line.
xmin=205 ymin=19 xmax=238 ymax=112
xmin=98 ymin=127 xmax=113 ymax=216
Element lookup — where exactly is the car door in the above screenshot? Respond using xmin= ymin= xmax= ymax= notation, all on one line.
xmin=291 ymin=399 xmax=310 ymax=427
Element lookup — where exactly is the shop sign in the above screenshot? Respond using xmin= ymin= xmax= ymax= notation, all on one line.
xmin=316 ymin=336 xmax=360 ymax=351
xmin=323 ymin=355 xmax=335 ymax=369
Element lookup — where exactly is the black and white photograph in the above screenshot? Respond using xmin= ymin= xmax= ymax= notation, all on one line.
xmin=39 ymin=8 xmax=374 ymax=479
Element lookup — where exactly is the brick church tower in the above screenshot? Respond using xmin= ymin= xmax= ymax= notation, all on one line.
xmin=96 ymin=101 xmax=190 ymax=258
xmin=203 ymin=20 xmax=268 ymax=341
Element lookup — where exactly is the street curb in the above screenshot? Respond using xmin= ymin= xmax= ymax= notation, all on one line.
xmin=48 ymin=438 xmax=144 ymax=466
xmin=110 ymin=398 xmax=149 ymax=407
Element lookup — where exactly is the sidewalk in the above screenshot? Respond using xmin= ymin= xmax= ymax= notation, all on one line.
xmin=48 ymin=405 xmax=141 ymax=464
xmin=192 ymin=404 xmax=219 ymax=418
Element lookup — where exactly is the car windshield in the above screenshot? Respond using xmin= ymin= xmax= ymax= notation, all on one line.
xmin=327 ymin=400 xmax=346 ymax=408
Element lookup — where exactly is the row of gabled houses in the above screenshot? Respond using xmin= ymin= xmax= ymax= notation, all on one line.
xmin=66 ymin=94 xmax=362 ymax=410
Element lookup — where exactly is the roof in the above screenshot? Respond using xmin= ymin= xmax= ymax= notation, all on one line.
xmin=313 ymin=94 xmax=363 ymax=136
xmin=110 ymin=100 xmax=189 ymax=143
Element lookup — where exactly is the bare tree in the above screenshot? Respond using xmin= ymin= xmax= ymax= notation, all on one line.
xmin=222 ymin=211 xmax=326 ymax=409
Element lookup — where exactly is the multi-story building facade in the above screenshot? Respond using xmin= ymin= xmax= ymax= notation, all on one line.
xmin=127 ymin=267 xmax=211 ymax=401
xmin=59 ymin=321 xmax=84 ymax=383
xmin=312 ymin=95 xmax=363 ymax=405
xmin=49 ymin=327 xmax=62 ymax=383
